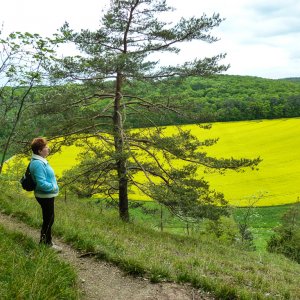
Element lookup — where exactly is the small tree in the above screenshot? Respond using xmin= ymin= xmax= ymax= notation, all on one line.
xmin=0 ymin=30 xmax=54 ymax=172
xmin=43 ymin=0 xmax=261 ymax=221
xmin=267 ymin=202 xmax=300 ymax=263
xmin=234 ymin=193 xmax=266 ymax=250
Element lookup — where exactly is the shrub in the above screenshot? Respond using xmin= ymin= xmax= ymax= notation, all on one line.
xmin=267 ymin=203 xmax=300 ymax=263
xmin=202 ymin=216 xmax=240 ymax=245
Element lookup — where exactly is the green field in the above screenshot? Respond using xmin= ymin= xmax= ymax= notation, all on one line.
xmin=5 ymin=118 xmax=300 ymax=207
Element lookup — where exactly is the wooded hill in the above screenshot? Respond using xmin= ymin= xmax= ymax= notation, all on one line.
xmin=122 ymin=75 xmax=300 ymax=127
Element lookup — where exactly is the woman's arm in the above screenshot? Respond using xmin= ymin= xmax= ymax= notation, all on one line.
xmin=30 ymin=161 xmax=55 ymax=192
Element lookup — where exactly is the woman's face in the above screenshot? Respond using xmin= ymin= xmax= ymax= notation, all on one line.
xmin=38 ymin=145 xmax=50 ymax=158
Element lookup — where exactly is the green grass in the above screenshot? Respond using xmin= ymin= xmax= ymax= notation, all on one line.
xmin=102 ymin=199 xmax=293 ymax=241
xmin=0 ymin=225 xmax=79 ymax=299
xmin=233 ymin=204 xmax=295 ymax=251
xmin=1 ymin=184 xmax=299 ymax=300
xmin=125 ymin=200 xmax=297 ymax=251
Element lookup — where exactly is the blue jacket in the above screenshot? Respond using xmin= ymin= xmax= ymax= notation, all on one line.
xmin=29 ymin=154 xmax=59 ymax=198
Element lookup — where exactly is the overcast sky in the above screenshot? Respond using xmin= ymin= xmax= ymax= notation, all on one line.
xmin=1 ymin=0 xmax=299 ymax=79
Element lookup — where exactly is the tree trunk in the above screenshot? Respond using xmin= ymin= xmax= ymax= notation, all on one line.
xmin=0 ymin=84 xmax=34 ymax=174
xmin=113 ymin=73 xmax=129 ymax=221
xmin=0 ymin=136 xmax=11 ymax=174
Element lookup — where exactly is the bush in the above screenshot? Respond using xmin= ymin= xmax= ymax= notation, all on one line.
xmin=267 ymin=203 xmax=300 ymax=263
xmin=202 ymin=216 xmax=256 ymax=250
xmin=202 ymin=216 xmax=240 ymax=245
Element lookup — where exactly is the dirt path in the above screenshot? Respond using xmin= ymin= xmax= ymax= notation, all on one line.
xmin=0 ymin=213 xmax=214 ymax=300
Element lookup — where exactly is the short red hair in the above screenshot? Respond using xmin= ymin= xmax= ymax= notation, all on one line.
xmin=31 ymin=137 xmax=47 ymax=155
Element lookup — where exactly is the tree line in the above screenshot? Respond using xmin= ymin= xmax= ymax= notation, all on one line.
xmin=120 ymin=75 xmax=300 ymax=127
xmin=188 ymin=75 xmax=300 ymax=122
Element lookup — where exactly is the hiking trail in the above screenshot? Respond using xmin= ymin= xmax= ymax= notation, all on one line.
xmin=0 ymin=213 xmax=214 ymax=300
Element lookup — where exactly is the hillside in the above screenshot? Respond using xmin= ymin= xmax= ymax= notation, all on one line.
xmin=282 ymin=77 xmax=300 ymax=83
xmin=0 ymin=187 xmax=299 ymax=300
xmin=122 ymin=75 xmax=300 ymax=127
xmin=0 ymin=213 xmax=204 ymax=300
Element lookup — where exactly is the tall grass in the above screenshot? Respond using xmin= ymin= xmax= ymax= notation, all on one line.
xmin=1 ymin=183 xmax=299 ymax=300
xmin=0 ymin=225 xmax=79 ymax=299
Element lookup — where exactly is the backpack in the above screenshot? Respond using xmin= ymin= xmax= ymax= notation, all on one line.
xmin=20 ymin=163 xmax=36 ymax=191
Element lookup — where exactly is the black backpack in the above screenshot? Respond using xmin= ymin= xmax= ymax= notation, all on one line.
xmin=20 ymin=163 xmax=36 ymax=191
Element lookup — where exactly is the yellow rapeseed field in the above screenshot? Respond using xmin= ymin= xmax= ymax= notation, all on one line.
xmin=6 ymin=118 xmax=300 ymax=206
xmin=182 ymin=118 xmax=300 ymax=206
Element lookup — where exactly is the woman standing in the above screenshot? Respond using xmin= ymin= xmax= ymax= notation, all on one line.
xmin=29 ymin=137 xmax=61 ymax=250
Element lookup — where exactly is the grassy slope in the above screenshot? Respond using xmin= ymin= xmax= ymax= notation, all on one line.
xmin=0 ymin=225 xmax=79 ymax=299
xmin=126 ymin=200 xmax=296 ymax=251
xmin=0 ymin=186 xmax=299 ymax=300
xmin=234 ymin=204 xmax=295 ymax=251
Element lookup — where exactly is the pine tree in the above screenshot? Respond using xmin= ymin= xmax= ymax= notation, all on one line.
xmin=46 ymin=0 xmax=261 ymax=221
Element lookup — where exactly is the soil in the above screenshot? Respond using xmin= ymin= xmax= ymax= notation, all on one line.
xmin=0 ymin=212 xmax=215 ymax=300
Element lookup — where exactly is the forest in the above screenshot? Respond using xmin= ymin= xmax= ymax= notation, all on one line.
xmin=120 ymin=75 xmax=300 ymax=126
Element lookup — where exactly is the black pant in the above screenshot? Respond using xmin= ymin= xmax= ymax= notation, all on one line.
xmin=36 ymin=197 xmax=55 ymax=245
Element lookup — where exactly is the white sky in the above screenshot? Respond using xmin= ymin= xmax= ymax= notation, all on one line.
xmin=1 ymin=0 xmax=299 ymax=79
